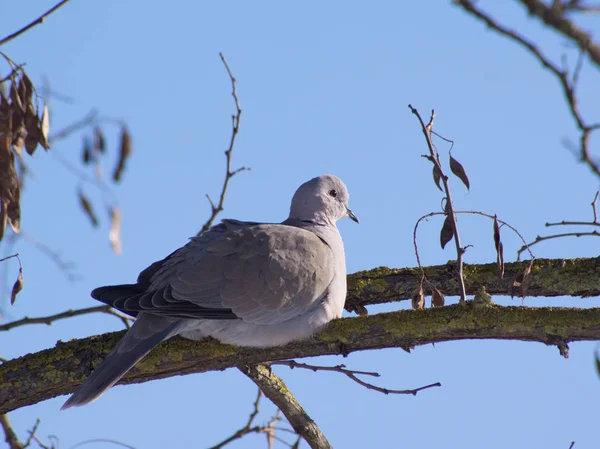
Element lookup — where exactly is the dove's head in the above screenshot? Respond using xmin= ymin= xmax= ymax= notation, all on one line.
xmin=289 ymin=175 xmax=358 ymax=226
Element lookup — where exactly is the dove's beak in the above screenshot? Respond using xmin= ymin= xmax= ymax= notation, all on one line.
xmin=347 ymin=208 xmax=359 ymax=224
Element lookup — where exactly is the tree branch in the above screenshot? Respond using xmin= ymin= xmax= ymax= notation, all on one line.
xmin=516 ymin=0 xmax=600 ymax=68
xmin=0 ymin=0 xmax=72 ymax=47
xmin=345 ymin=257 xmax=600 ymax=313
xmin=2 ymin=303 xmax=599 ymax=413
xmin=0 ymin=305 xmax=132 ymax=332
xmin=269 ymin=360 xmax=441 ymax=396
xmin=238 ymin=365 xmax=331 ymax=449
xmin=454 ymin=0 xmax=600 ymax=178
xmin=0 ymin=414 xmax=23 ymax=449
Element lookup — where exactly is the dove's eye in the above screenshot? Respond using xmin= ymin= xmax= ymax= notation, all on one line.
xmin=328 ymin=189 xmax=338 ymax=198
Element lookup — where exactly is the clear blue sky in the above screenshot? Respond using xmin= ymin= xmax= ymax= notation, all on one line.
xmin=1 ymin=1 xmax=599 ymax=447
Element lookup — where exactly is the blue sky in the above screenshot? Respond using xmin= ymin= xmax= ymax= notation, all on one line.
xmin=1 ymin=1 xmax=599 ymax=448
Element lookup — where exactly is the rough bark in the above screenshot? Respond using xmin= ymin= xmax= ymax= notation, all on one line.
xmin=345 ymin=257 xmax=600 ymax=313
xmin=2 ymin=302 xmax=599 ymax=414
xmin=239 ymin=365 xmax=331 ymax=449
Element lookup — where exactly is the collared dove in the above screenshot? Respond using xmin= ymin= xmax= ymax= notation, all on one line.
xmin=62 ymin=174 xmax=357 ymax=409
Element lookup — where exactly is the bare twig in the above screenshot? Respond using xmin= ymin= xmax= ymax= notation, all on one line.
xmin=0 ymin=64 xmax=26 ymax=84
xmin=413 ymin=209 xmax=535 ymax=267
xmin=207 ymin=389 xmax=263 ymax=449
xmin=23 ymin=419 xmax=41 ymax=448
xmin=454 ymin=0 xmax=600 ymax=177
xmin=47 ymin=110 xmax=98 ymax=143
xmin=0 ymin=253 xmax=21 ymax=265
xmin=68 ymin=439 xmax=135 ymax=449
xmin=20 ymin=232 xmax=80 ymax=281
xmin=270 ymin=360 xmax=441 ymax=396
xmin=0 ymin=305 xmax=132 ymax=332
xmin=0 ymin=414 xmax=23 ymax=449
xmin=409 ymin=105 xmax=468 ymax=302
xmin=206 ymin=389 xmax=298 ymax=449
xmin=0 ymin=0 xmax=71 ymax=47
xmin=546 ymin=220 xmax=600 ymax=227
xmin=238 ymin=364 xmax=331 ymax=449
xmin=517 ymin=191 xmax=600 ymax=257
xmin=518 ymin=231 xmax=600 ymax=257
xmin=197 ymin=53 xmax=249 ymax=236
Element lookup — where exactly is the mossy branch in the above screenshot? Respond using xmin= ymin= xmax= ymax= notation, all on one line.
xmin=238 ymin=364 xmax=331 ymax=449
xmin=345 ymin=257 xmax=600 ymax=314
xmin=1 ymin=303 xmax=599 ymax=413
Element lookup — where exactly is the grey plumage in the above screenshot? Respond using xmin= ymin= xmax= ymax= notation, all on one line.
xmin=62 ymin=174 xmax=357 ymax=409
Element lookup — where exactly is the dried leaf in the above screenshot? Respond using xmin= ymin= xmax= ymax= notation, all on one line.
xmin=23 ymin=102 xmax=37 ymax=134
xmin=113 ymin=125 xmax=132 ymax=182
xmin=24 ymin=103 xmax=38 ymax=155
xmin=21 ymin=73 xmax=34 ymax=104
xmin=521 ymin=261 xmax=533 ymax=298
xmin=95 ymin=161 xmax=103 ymax=181
xmin=10 ymin=267 xmax=23 ymax=305
xmin=493 ymin=216 xmax=504 ymax=280
xmin=449 ymin=154 xmax=470 ymax=190
xmin=82 ymin=136 xmax=92 ymax=164
xmin=0 ymin=94 xmax=20 ymax=241
xmin=0 ymin=90 xmax=12 ymax=155
xmin=11 ymin=117 xmax=26 ymax=156
xmin=440 ymin=215 xmax=454 ymax=249
xmin=39 ymin=104 xmax=50 ymax=150
xmin=7 ymin=183 xmax=20 ymax=233
xmin=511 ymin=261 xmax=533 ymax=299
xmin=24 ymin=132 xmax=38 ymax=155
xmin=94 ymin=127 xmax=106 ymax=153
xmin=108 ymin=206 xmax=122 ymax=255
xmin=431 ymin=288 xmax=445 ymax=307
xmin=0 ymin=200 xmax=7 ymax=242
xmin=412 ymin=284 xmax=425 ymax=310
xmin=9 ymin=79 xmax=23 ymax=114
xmin=78 ymin=190 xmax=99 ymax=227
xmin=432 ymin=164 xmax=443 ymax=192
xmin=17 ymin=77 xmax=28 ymax=107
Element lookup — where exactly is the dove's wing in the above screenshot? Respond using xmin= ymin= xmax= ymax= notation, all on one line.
xmin=94 ymin=223 xmax=335 ymax=326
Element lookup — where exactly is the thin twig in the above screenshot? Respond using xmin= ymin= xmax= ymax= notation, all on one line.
xmin=414 ymin=210 xmax=536 ymax=291
xmin=270 ymin=360 xmax=441 ymax=396
xmin=20 ymin=232 xmax=81 ymax=281
xmin=47 ymin=109 xmax=98 ymax=143
xmin=68 ymin=439 xmax=135 ymax=449
xmin=197 ymin=53 xmax=249 ymax=236
xmin=24 ymin=419 xmax=41 ymax=448
xmin=0 ymin=64 xmax=26 ymax=84
xmin=517 ymin=191 xmax=600 ymax=257
xmin=545 ymin=220 xmax=600 ymax=227
xmin=0 ymin=305 xmax=132 ymax=332
xmin=207 ymin=389 xmax=263 ymax=449
xmin=518 ymin=230 xmax=600 ymax=257
xmin=0 ymin=0 xmax=72 ymax=47
xmin=409 ymin=105 xmax=468 ymax=302
xmin=0 ymin=414 xmax=23 ymax=449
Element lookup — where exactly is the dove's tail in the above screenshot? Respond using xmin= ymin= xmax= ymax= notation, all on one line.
xmin=61 ymin=313 xmax=186 ymax=409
